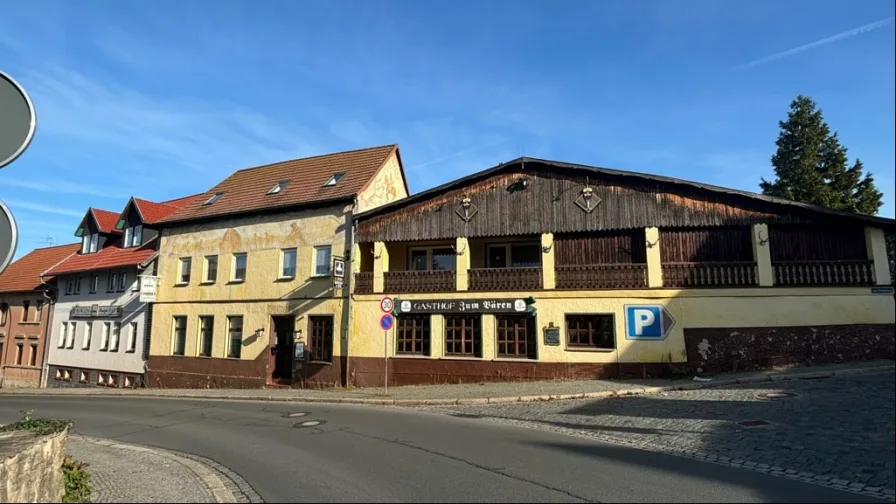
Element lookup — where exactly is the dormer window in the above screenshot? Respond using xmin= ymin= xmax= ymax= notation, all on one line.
xmin=81 ymin=233 xmax=99 ymax=254
xmin=323 ymin=173 xmax=345 ymax=187
xmin=267 ymin=180 xmax=290 ymax=195
xmin=123 ymin=225 xmax=143 ymax=248
xmin=203 ymin=192 xmax=224 ymax=206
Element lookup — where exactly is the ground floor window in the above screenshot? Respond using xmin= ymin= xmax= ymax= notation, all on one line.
xmin=445 ymin=314 xmax=482 ymax=357
xmin=198 ymin=316 xmax=214 ymax=357
xmin=397 ymin=314 xmax=431 ymax=356
xmin=309 ymin=315 xmax=334 ymax=363
xmin=496 ymin=314 xmax=537 ymax=359
xmin=566 ymin=314 xmax=615 ymax=350
xmin=172 ymin=316 xmax=187 ymax=356
xmin=227 ymin=316 xmax=244 ymax=358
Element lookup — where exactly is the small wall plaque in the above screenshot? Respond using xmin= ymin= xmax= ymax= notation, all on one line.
xmin=544 ymin=326 xmax=561 ymax=346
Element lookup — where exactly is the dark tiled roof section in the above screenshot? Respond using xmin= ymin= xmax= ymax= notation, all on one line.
xmin=158 ymin=144 xmax=398 ymax=224
xmin=0 ymin=243 xmax=80 ymax=292
xmin=44 ymin=243 xmax=156 ymax=276
xmin=92 ymin=208 xmax=123 ymax=234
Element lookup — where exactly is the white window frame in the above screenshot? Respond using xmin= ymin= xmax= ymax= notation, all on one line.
xmin=124 ymin=227 xmax=132 ymax=248
xmin=280 ymin=248 xmax=297 ymax=279
xmin=66 ymin=322 xmax=76 ymax=349
xmin=110 ymin=322 xmax=121 ymax=352
xmin=178 ymin=257 xmax=192 ymax=285
xmin=58 ymin=322 xmax=67 ymax=348
xmin=313 ymin=246 xmax=332 ymax=277
xmin=232 ymin=253 xmax=247 ymax=282
xmin=127 ymin=322 xmax=137 ymax=353
xmin=100 ymin=322 xmax=110 ymax=351
xmin=83 ymin=323 xmax=92 ymax=350
xmin=89 ymin=233 xmax=98 ymax=253
xmin=204 ymin=255 xmax=218 ymax=283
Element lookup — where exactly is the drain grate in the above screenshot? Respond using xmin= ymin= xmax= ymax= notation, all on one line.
xmin=293 ymin=420 xmax=326 ymax=428
xmin=737 ymin=420 xmax=771 ymax=428
xmin=758 ymin=392 xmax=797 ymax=399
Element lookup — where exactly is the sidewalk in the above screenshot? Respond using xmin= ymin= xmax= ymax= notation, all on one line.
xmin=67 ymin=435 xmax=260 ymax=503
xmin=2 ymin=360 xmax=893 ymax=405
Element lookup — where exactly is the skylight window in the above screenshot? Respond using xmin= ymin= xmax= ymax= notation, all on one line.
xmin=115 ymin=219 xmax=127 ymax=230
xmin=323 ymin=172 xmax=345 ymax=187
xmin=267 ymin=180 xmax=290 ymax=195
xmin=203 ymin=192 xmax=224 ymax=206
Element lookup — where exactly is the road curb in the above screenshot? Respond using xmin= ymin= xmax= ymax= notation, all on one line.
xmin=3 ymin=363 xmax=893 ymax=406
xmin=72 ymin=435 xmax=263 ymax=503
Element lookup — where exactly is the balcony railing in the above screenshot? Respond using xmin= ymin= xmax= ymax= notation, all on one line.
xmin=662 ymin=262 xmax=758 ymax=288
xmin=556 ymin=264 xmax=647 ymax=290
xmin=773 ymin=260 xmax=875 ymax=286
xmin=354 ymin=272 xmax=373 ymax=294
xmin=469 ymin=267 xmax=543 ymax=291
xmin=384 ymin=270 xmax=456 ymax=293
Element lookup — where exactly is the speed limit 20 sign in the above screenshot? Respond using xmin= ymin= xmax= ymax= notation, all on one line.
xmin=380 ymin=296 xmax=394 ymax=313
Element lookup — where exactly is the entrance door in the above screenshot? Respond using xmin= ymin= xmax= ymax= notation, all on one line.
xmin=271 ymin=316 xmax=295 ymax=381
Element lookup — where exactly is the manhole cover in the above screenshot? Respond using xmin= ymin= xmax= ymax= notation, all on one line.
xmin=758 ymin=392 xmax=797 ymax=399
xmin=282 ymin=412 xmax=309 ymax=418
xmin=737 ymin=420 xmax=771 ymax=428
xmin=293 ymin=420 xmax=326 ymax=428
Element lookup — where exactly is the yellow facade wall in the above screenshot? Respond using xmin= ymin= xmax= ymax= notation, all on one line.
xmin=356 ymin=152 xmax=408 ymax=214
xmin=351 ymin=287 xmax=895 ymax=364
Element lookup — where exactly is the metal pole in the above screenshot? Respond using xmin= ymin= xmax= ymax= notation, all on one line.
xmin=383 ymin=329 xmax=388 ymax=394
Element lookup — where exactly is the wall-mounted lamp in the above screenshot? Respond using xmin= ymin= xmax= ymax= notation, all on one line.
xmin=255 ymin=327 xmax=265 ymax=335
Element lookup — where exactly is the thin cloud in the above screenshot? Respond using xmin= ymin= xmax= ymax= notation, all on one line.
xmin=413 ymin=139 xmax=507 ymax=170
xmin=733 ymin=16 xmax=895 ymax=71
xmin=2 ymin=178 xmax=121 ymax=198
xmin=3 ymin=199 xmax=85 ymax=218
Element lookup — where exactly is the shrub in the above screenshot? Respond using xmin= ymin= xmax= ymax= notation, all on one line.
xmin=61 ymin=455 xmax=92 ymax=503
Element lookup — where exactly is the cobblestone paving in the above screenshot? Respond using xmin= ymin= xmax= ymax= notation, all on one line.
xmin=424 ymin=372 xmax=896 ymax=501
xmin=67 ymin=437 xmax=216 ymax=503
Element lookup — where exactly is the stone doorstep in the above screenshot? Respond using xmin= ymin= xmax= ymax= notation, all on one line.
xmin=2 ymin=363 xmax=893 ymax=406
xmin=72 ymin=436 xmax=241 ymax=504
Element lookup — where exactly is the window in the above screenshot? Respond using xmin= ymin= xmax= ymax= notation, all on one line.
xmin=232 ymin=253 xmax=247 ymax=282
xmin=35 ymin=301 xmax=43 ymax=322
xmin=202 ymin=192 xmax=224 ymax=206
xmin=487 ymin=243 xmax=541 ymax=268
xmin=314 ymin=246 xmax=332 ymax=276
xmin=496 ymin=314 xmax=537 ymax=359
xmin=409 ymin=247 xmax=456 ymax=271
xmin=0 ymin=341 xmax=3 ymax=362
xmin=29 ymin=343 xmax=38 ymax=366
xmin=281 ymin=248 xmax=297 ymax=278
xmin=90 ymin=275 xmax=98 ymax=293
xmin=110 ymin=322 xmax=121 ymax=351
xmin=65 ymin=277 xmax=73 ymax=295
xmin=172 ymin=316 xmax=187 ymax=356
xmin=127 ymin=322 xmax=138 ymax=353
xmin=21 ymin=301 xmax=30 ymax=322
xmin=198 ymin=316 xmax=214 ymax=357
xmin=118 ymin=272 xmax=127 ymax=292
xmin=15 ymin=342 xmax=23 ymax=365
xmin=445 ymin=315 xmax=482 ymax=357
xmin=205 ymin=255 xmax=218 ymax=283
xmin=396 ymin=315 xmax=430 ymax=356
xmin=108 ymin=273 xmax=118 ymax=292
xmin=83 ymin=323 xmax=92 ymax=350
xmin=0 ymin=303 xmax=7 ymax=325
xmin=227 ymin=316 xmax=243 ymax=358
xmin=268 ymin=180 xmax=290 ymax=195
xmin=323 ymin=172 xmax=345 ymax=187
xmin=67 ymin=322 xmax=76 ymax=349
xmin=81 ymin=233 xmax=99 ymax=254
xmin=75 ymin=276 xmax=83 ymax=295
xmin=124 ymin=227 xmax=132 ymax=248
xmin=124 ymin=225 xmax=143 ymax=248
xmin=566 ymin=314 xmax=615 ymax=350
xmin=309 ymin=316 xmax=333 ymax=362
xmin=100 ymin=322 xmax=110 ymax=351
xmin=79 ymin=371 xmax=88 ymax=384
xmin=179 ymin=258 xmax=192 ymax=284
xmin=58 ymin=322 xmax=67 ymax=348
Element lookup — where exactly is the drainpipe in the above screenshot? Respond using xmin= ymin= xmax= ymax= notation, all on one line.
xmin=344 ymin=198 xmax=358 ymax=387
xmin=37 ymin=273 xmax=58 ymax=388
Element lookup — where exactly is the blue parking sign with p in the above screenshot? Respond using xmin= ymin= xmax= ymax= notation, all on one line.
xmin=625 ymin=305 xmax=674 ymax=340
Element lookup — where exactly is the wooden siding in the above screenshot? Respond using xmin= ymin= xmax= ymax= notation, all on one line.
xmin=357 ymin=167 xmax=828 ymax=243
xmin=660 ymin=227 xmax=753 ymax=263
xmin=555 ymin=230 xmax=646 ymax=265
xmin=769 ymin=225 xmax=867 ymax=261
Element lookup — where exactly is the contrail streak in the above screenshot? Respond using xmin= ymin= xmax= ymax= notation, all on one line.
xmin=733 ymin=16 xmax=895 ymax=71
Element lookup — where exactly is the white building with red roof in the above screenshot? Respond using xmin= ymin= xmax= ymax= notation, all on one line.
xmin=43 ymin=195 xmax=199 ymax=388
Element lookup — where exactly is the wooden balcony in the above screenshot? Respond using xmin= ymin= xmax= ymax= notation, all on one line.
xmin=773 ymin=260 xmax=875 ymax=286
xmin=384 ymin=270 xmax=456 ymax=293
xmin=354 ymin=272 xmax=373 ymax=294
xmin=556 ymin=264 xmax=647 ymax=290
xmin=469 ymin=267 xmax=543 ymax=291
xmin=662 ymin=262 xmax=758 ymax=288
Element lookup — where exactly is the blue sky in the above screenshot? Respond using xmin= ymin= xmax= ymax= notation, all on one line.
xmin=1 ymin=0 xmax=894 ymax=259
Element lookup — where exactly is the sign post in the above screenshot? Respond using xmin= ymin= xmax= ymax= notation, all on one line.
xmin=379 ymin=296 xmax=394 ymax=394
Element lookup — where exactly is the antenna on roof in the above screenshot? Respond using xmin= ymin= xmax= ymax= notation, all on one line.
xmin=34 ymin=235 xmax=54 ymax=247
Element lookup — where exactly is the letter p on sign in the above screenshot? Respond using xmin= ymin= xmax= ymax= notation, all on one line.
xmin=625 ymin=305 xmax=674 ymax=340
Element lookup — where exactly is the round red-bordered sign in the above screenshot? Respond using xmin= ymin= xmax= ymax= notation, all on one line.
xmin=380 ymin=296 xmax=394 ymax=313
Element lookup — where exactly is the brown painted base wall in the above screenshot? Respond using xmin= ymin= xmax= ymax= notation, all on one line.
xmin=0 ymin=366 xmax=41 ymax=388
xmin=292 ymin=357 xmax=346 ymax=389
xmin=684 ymin=323 xmax=896 ymax=374
xmin=146 ymin=354 xmax=268 ymax=389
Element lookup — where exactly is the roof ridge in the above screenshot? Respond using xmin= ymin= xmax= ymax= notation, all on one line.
xmin=230 ymin=144 xmax=396 ymax=176
xmin=29 ymin=242 xmax=81 ymax=251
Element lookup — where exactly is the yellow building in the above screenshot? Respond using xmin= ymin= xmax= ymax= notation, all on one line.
xmin=146 ymin=145 xmax=409 ymax=388
xmin=348 ymin=157 xmax=895 ymax=387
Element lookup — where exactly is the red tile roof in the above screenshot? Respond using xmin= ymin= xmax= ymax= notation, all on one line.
xmin=0 ymin=243 xmax=80 ymax=293
xmin=132 ymin=195 xmax=198 ymax=225
xmin=91 ymin=208 xmax=122 ymax=234
xmin=44 ymin=243 xmax=157 ymax=276
xmin=159 ymin=144 xmax=401 ymax=224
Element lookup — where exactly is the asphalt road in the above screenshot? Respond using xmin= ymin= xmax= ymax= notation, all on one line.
xmin=0 ymin=396 xmax=885 ymax=503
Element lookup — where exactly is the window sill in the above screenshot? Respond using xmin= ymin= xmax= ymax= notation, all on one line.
xmin=200 ymin=281 xmax=216 ymax=286
xmin=493 ymin=357 xmax=538 ymax=362
xmin=171 ymin=353 xmax=187 ymax=357
xmin=439 ymin=356 xmax=483 ymax=361
xmin=125 ymin=349 xmax=136 ymax=354
xmin=225 ymin=356 xmax=242 ymax=360
xmin=565 ymin=347 xmax=616 ymax=353
xmin=174 ymin=282 xmax=190 ymax=287
xmin=275 ymin=276 xmax=296 ymax=282
xmin=308 ymin=360 xmax=333 ymax=366
xmin=310 ymin=274 xmax=331 ymax=279
xmin=392 ymin=354 xmax=432 ymax=359
xmin=227 ymin=280 xmax=246 ymax=285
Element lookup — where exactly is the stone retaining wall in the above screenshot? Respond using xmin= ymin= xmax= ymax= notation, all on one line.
xmin=0 ymin=428 xmax=68 ymax=503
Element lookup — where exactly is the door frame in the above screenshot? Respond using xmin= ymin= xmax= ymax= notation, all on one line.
xmin=268 ymin=315 xmax=295 ymax=383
